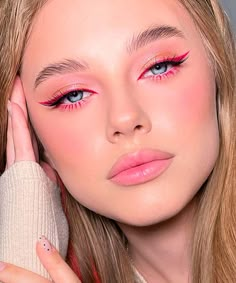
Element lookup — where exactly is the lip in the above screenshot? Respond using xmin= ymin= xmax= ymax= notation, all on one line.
xmin=107 ymin=149 xmax=174 ymax=186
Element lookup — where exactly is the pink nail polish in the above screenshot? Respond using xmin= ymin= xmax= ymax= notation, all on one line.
xmin=0 ymin=262 xmax=6 ymax=271
xmin=39 ymin=236 xmax=52 ymax=252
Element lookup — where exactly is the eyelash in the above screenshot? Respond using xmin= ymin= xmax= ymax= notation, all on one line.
xmin=39 ymin=87 xmax=96 ymax=111
xmin=138 ymin=51 xmax=189 ymax=81
xmin=40 ymin=51 xmax=189 ymax=111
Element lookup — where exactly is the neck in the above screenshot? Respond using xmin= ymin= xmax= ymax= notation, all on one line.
xmin=119 ymin=199 xmax=197 ymax=283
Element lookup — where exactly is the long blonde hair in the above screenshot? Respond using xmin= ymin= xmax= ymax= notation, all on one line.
xmin=0 ymin=0 xmax=235 ymax=282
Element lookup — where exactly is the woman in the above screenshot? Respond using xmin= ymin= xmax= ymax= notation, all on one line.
xmin=0 ymin=0 xmax=235 ymax=282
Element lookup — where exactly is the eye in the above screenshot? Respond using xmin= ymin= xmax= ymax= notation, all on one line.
xmin=142 ymin=61 xmax=181 ymax=79
xmin=145 ymin=62 xmax=171 ymax=77
xmin=60 ymin=90 xmax=91 ymax=104
xmin=139 ymin=51 xmax=190 ymax=80
xmin=39 ymin=87 xmax=96 ymax=110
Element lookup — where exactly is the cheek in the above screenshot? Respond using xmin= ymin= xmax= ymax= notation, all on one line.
xmin=172 ymin=80 xmax=216 ymax=131
xmin=145 ymin=64 xmax=219 ymax=182
xmin=153 ymin=70 xmax=218 ymax=144
xmin=28 ymin=108 xmax=102 ymax=176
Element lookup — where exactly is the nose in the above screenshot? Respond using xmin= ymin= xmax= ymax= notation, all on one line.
xmin=106 ymin=91 xmax=152 ymax=143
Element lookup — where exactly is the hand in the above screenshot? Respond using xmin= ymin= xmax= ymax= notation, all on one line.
xmin=0 ymin=237 xmax=81 ymax=283
xmin=6 ymin=77 xmax=57 ymax=183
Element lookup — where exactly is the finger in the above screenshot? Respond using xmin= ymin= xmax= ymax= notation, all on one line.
xmin=10 ymin=77 xmax=28 ymax=119
xmin=10 ymin=101 xmax=36 ymax=162
xmin=0 ymin=263 xmax=50 ymax=283
xmin=11 ymin=78 xmax=40 ymax=161
xmin=6 ymin=107 xmax=15 ymax=168
xmin=37 ymin=236 xmax=81 ymax=283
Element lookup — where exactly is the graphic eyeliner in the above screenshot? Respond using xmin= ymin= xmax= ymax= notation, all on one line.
xmin=139 ymin=51 xmax=190 ymax=80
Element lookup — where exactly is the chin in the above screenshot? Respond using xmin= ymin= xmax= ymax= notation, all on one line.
xmin=115 ymin=195 xmax=197 ymax=228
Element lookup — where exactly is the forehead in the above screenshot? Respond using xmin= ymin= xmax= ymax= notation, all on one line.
xmin=32 ymin=0 xmax=189 ymax=29
xmin=27 ymin=0 xmax=195 ymax=44
xmin=22 ymin=0 xmax=200 ymax=82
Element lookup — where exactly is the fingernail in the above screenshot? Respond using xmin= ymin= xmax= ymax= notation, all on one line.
xmin=0 ymin=262 xmax=6 ymax=271
xmin=39 ymin=236 xmax=52 ymax=252
xmin=7 ymin=100 xmax=12 ymax=116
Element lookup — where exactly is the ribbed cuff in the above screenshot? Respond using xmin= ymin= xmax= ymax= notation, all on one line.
xmin=0 ymin=161 xmax=69 ymax=279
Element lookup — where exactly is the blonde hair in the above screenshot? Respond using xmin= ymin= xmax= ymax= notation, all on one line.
xmin=179 ymin=1 xmax=236 ymax=282
xmin=0 ymin=0 xmax=235 ymax=282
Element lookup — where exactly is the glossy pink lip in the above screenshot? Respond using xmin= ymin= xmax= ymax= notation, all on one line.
xmin=107 ymin=149 xmax=174 ymax=186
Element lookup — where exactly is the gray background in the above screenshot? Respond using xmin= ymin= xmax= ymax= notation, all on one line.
xmin=221 ymin=0 xmax=236 ymax=31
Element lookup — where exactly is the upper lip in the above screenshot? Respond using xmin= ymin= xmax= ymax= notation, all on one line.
xmin=107 ymin=149 xmax=174 ymax=179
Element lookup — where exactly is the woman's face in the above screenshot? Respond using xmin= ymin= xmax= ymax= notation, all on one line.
xmin=21 ymin=0 xmax=219 ymax=226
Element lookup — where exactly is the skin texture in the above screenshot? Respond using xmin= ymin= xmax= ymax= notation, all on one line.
xmin=17 ymin=0 xmax=219 ymax=281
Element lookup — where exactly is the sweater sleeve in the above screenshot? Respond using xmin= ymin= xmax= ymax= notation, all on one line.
xmin=0 ymin=161 xmax=69 ymax=280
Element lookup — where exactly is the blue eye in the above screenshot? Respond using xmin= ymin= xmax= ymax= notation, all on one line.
xmin=60 ymin=90 xmax=91 ymax=104
xmin=65 ymin=90 xmax=84 ymax=103
xmin=39 ymin=88 xmax=94 ymax=109
xmin=149 ymin=63 xmax=169 ymax=75
xmin=140 ymin=52 xmax=190 ymax=80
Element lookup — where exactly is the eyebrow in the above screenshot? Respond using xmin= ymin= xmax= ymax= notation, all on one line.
xmin=34 ymin=25 xmax=185 ymax=89
xmin=126 ymin=24 xmax=185 ymax=54
xmin=34 ymin=59 xmax=88 ymax=89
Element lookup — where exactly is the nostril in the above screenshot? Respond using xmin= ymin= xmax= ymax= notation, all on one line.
xmin=112 ymin=125 xmax=144 ymax=139
xmin=135 ymin=125 xmax=143 ymax=131
xmin=114 ymin=131 xmax=121 ymax=137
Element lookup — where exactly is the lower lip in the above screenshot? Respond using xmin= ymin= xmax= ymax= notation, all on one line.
xmin=110 ymin=158 xmax=173 ymax=186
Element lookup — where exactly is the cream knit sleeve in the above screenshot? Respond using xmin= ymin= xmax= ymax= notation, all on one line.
xmin=0 ymin=161 xmax=69 ymax=280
